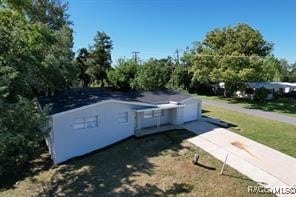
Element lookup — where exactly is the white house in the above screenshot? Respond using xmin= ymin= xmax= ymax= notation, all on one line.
xmin=39 ymin=89 xmax=202 ymax=164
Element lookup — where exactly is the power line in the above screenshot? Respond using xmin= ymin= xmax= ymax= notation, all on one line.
xmin=132 ymin=51 xmax=140 ymax=63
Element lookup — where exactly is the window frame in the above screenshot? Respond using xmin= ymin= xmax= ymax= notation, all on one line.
xmin=153 ymin=109 xmax=164 ymax=118
xmin=143 ymin=110 xmax=153 ymax=119
xmin=73 ymin=115 xmax=98 ymax=130
xmin=118 ymin=112 xmax=129 ymax=125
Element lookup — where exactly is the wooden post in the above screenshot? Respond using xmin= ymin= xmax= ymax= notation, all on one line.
xmin=220 ymin=154 xmax=228 ymax=175
xmin=192 ymin=153 xmax=199 ymax=165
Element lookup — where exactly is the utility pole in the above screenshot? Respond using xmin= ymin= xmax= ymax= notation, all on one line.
xmin=132 ymin=51 xmax=140 ymax=64
xmin=174 ymin=49 xmax=180 ymax=65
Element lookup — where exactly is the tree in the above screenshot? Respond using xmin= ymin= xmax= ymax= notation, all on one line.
xmin=133 ymin=59 xmax=171 ymax=90
xmin=168 ymin=66 xmax=193 ymax=90
xmin=88 ymin=31 xmax=113 ymax=86
xmin=0 ymin=0 xmax=75 ymax=176
xmin=76 ymin=48 xmax=91 ymax=88
xmin=261 ymin=56 xmax=281 ymax=81
xmin=190 ymin=23 xmax=273 ymax=96
xmin=107 ymin=59 xmax=138 ymax=91
xmin=278 ymin=59 xmax=291 ymax=81
xmin=290 ymin=62 xmax=296 ymax=82
xmin=0 ymin=98 xmax=47 ymax=177
xmin=3 ymin=0 xmax=71 ymax=30
xmin=1 ymin=0 xmax=76 ymax=96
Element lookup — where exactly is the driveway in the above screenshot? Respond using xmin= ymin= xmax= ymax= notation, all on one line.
xmin=203 ymin=99 xmax=296 ymax=126
xmin=184 ymin=122 xmax=296 ymax=196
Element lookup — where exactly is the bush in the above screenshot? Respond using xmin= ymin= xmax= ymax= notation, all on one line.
xmin=0 ymin=98 xmax=46 ymax=177
xmin=254 ymin=87 xmax=270 ymax=101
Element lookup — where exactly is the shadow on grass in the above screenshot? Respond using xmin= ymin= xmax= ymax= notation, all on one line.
xmin=196 ymin=163 xmax=216 ymax=171
xmin=221 ymin=174 xmax=254 ymax=182
xmin=221 ymin=173 xmax=268 ymax=185
xmin=34 ymin=130 xmax=197 ymax=196
xmin=0 ymin=147 xmax=53 ymax=190
xmin=223 ymin=97 xmax=296 ymax=115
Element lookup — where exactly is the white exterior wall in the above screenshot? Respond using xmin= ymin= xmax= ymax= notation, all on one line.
xmin=47 ymin=97 xmax=202 ymax=164
xmin=175 ymin=107 xmax=184 ymax=125
xmin=180 ymin=98 xmax=202 ymax=122
xmin=51 ymin=102 xmax=139 ymax=164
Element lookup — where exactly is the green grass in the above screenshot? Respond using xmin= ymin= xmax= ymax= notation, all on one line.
xmin=199 ymin=95 xmax=296 ymax=117
xmin=203 ymin=105 xmax=296 ymax=158
xmin=0 ymin=130 xmax=268 ymax=196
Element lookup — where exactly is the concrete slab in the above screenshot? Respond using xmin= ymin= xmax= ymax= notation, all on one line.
xmin=187 ymin=126 xmax=296 ymax=196
xmin=182 ymin=121 xmax=219 ymax=134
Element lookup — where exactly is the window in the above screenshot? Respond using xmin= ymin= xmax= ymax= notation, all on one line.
xmin=73 ymin=115 xmax=98 ymax=130
xmin=153 ymin=110 xmax=164 ymax=117
xmin=144 ymin=111 xmax=153 ymax=119
xmin=118 ymin=112 xmax=128 ymax=124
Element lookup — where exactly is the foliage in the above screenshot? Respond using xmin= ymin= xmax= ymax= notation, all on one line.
xmin=190 ymin=23 xmax=273 ymax=96
xmin=0 ymin=2 xmax=76 ymax=96
xmin=107 ymin=59 xmax=138 ymax=91
xmin=290 ymin=62 xmax=296 ymax=82
xmin=261 ymin=56 xmax=281 ymax=81
xmin=282 ymin=60 xmax=296 ymax=82
xmin=133 ymin=59 xmax=172 ymax=90
xmin=87 ymin=31 xmax=113 ymax=87
xmin=168 ymin=66 xmax=193 ymax=90
xmin=0 ymin=97 xmax=47 ymax=177
xmin=0 ymin=0 xmax=74 ymax=176
xmin=75 ymin=48 xmax=92 ymax=88
xmin=254 ymin=87 xmax=270 ymax=101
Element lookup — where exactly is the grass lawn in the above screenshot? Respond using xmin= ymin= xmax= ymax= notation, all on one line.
xmin=0 ymin=130 xmax=268 ymax=196
xmin=199 ymin=95 xmax=296 ymax=117
xmin=203 ymin=105 xmax=296 ymax=158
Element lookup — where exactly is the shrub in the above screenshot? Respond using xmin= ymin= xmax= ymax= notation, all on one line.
xmin=254 ymin=87 xmax=270 ymax=101
xmin=0 ymin=98 xmax=46 ymax=177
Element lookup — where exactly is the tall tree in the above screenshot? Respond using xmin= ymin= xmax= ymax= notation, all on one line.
xmin=1 ymin=0 xmax=76 ymax=95
xmin=88 ymin=31 xmax=113 ymax=87
xmin=190 ymin=23 xmax=273 ymax=96
xmin=76 ymin=48 xmax=91 ymax=88
xmin=0 ymin=0 xmax=75 ymax=176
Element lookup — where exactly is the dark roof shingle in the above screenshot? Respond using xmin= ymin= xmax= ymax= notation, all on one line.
xmin=38 ymin=89 xmax=192 ymax=115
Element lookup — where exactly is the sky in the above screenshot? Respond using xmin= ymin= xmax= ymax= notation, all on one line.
xmin=68 ymin=0 xmax=296 ymax=64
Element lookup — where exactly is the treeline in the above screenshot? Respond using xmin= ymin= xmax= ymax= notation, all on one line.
xmin=1 ymin=0 xmax=296 ymax=178
xmin=76 ymin=24 xmax=296 ymax=96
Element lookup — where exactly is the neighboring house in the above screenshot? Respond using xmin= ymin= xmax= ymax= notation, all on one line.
xmin=247 ymin=82 xmax=296 ymax=100
xmin=38 ymin=89 xmax=202 ymax=164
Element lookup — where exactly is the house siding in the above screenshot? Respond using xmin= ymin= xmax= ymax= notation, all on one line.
xmin=51 ymin=102 xmax=142 ymax=164
xmin=180 ymin=98 xmax=202 ymax=122
xmin=48 ymin=97 xmax=202 ymax=164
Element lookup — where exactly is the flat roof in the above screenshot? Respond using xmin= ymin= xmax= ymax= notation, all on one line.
xmin=135 ymin=103 xmax=184 ymax=112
